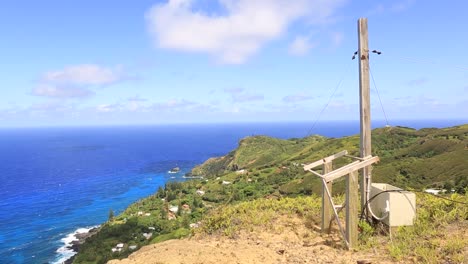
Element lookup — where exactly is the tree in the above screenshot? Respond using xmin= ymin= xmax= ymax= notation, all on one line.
xmin=156 ymin=186 xmax=165 ymax=198
xmin=177 ymin=202 xmax=182 ymax=216
xmin=181 ymin=214 xmax=190 ymax=228
xmin=192 ymin=196 xmax=203 ymax=208
xmin=166 ymin=191 xmax=176 ymax=202
xmin=443 ymin=181 xmax=454 ymax=193
xmin=108 ymin=209 xmax=114 ymax=221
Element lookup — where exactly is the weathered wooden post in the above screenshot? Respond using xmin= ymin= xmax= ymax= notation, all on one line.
xmin=322 ymin=161 xmax=333 ymax=233
xmin=346 ymin=170 xmax=359 ymax=247
xmin=358 ymin=17 xmax=372 ymax=218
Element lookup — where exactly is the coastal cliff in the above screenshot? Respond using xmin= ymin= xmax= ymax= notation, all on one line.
xmin=72 ymin=125 xmax=468 ymax=263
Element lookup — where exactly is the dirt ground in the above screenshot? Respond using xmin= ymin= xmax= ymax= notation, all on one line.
xmin=108 ymin=217 xmax=394 ymax=264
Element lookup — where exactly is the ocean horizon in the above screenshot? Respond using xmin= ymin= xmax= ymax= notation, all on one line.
xmin=0 ymin=120 xmax=466 ymax=264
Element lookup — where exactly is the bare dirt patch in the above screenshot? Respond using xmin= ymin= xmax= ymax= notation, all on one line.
xmin=108 ymin=216 xmax=393 ymax=264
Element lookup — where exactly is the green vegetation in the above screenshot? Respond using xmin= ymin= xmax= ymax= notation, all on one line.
xmin=371 ymin=125 xmax=468 ymax=191
xmin=197 ymin=192 xmax=467 ymax=263
xmin=73 ymin=181 xmax=205 ymax=264
xmin=193 ymin=125 xmax=468 ymax=193
xmin=73 ymin=125 xmax=468 ymax=263
xmin=388 ymin=192 xmax=467 ymax=263
xmin=199 ymin=196 xmax=322 ymax=238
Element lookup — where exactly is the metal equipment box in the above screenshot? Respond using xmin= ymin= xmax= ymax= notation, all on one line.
xmin=370 ymin=183 xmax=416 ymax=226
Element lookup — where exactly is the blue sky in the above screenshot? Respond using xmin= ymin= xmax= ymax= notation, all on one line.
xmin=1 ymin=0 xmax=467 ymax=127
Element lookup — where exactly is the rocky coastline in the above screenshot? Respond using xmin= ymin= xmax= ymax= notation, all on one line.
xmin=63 ymin=227 xmax=99 ymax=264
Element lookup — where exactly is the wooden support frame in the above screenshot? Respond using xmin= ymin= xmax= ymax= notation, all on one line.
xmin=321 ymin=178 xmax=349 ymax=248
xmin=303 ymin=150 xmax=347 ymax=171
xmin=303 ymin=150 xmax=379 ymax=249
xmin=304 ymin=155 xmax=379 ymax=183
xmin=322 ymin=156 xmax=379 ymax=183
xmin=303 ymin=150 xmax=348 ymax=233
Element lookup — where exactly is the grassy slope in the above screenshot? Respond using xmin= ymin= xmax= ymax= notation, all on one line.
xmin=193 ymin=124 xmax=468 ymax=192
xmin=73 ymin=125 xmax=468 ymax=264
xmin=198 ymin=193 xmax=467 ymax=263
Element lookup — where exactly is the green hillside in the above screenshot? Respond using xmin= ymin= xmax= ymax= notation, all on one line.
xmin=72 ymin=125 xmax=468 ymax=264
xmin=192 ymin=124 xmax=468 ymax=193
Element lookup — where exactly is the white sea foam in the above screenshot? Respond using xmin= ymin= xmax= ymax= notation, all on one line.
xmin=52 ymin=226 xmax=99 ymax=264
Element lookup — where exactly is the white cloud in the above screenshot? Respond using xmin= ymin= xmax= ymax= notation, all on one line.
xmin=96 ymin=104 xmax=120 ymax=113
xmin=154 ymin=99 xmax=197 ymax=111
xmin=283 ymin=93 xmax=313 ymax=103
xmin=392 ymin=95 xmax=442 ymax=108
xmin=146 ymin=0 xmax=346 ymax=64
xmin=228 ymin=106 xmax=241 ymax=113
xmin=288 ymin=36 xmax=315 ymax=56
xmin=224 ymin=88 xmax=264 ymax=102
xmin=152 ymin=99 xmax=218 ymax=113
xmin=32 ymin=64 xmax=130 ymax=99
xmin=32 ymin=84 xmax=94 ymax=98
xmin=42 ymin=64 xmax=125 ymax=85
xmin=232 ymin=93 xmax=264 ymax=102
xmin=224 ymin=87 xmax=244 ymax=94
xmin=126 ymin=101 xmax=147 ymax=112
xmin=1 ymin=102 xmax=81 ymax=120
xmin=28 ymin=102 xmax=74 ymax=113
xmin=95 ymin=99 xmax=151 ymax=113
xmin=93 ymin=99 xmax=215 ymax=115
xmin=127 ymin=96 xmax=148 ymax=102
xmin=167 ymin=99 xmax=195 ymax=107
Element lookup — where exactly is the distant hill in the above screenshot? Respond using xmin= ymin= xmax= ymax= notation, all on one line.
xmin=192 ymin=124 xmax=468 ymax=193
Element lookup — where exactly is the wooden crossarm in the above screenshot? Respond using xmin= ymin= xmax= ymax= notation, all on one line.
xmin=303 ymin=150 xmax=348 ymax=171
xmin=323 ymin=156 xmax=379 ymax=183
xmin=308 ymin=169 xmax=325 ymax=179
xmin=344 ymin=155 xmax=365 ymax=161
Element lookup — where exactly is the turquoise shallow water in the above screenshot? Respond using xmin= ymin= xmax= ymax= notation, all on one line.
xmin=0 ymin=121 xmax=464 ymax=263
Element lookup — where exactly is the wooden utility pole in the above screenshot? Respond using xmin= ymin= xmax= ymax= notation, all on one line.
xmin=322 ymin=161 xmax=333 ymax=233
xmin=303 ymin=17 xmax=377 ymax=250
xmin=358 ymin=18 xmax=372 ymax=215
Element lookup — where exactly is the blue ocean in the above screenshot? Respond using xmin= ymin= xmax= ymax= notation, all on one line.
xmin=0 ymin=120 xmax=465 ymax=264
